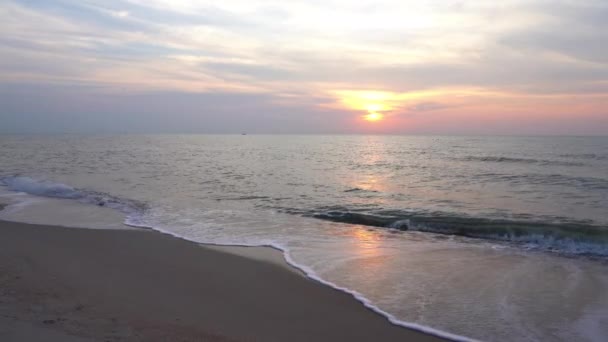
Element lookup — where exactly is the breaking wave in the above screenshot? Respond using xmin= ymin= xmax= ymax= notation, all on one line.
xmin=3 ymin=176 xmax=82 ymax=199
xmin=0 ymin=176 xmax=146 ymax=215
xmin=475 ymin=173 xmax=608 ymax=190
xmin=4 ymin=175 xmax=607 ymax=257
xmin=458 ymin=155 xmax=585 ymax=166
xmin=559 ymin=153 xmax=608 ymax=161
xmin=308 ymin=209 xmax=608 ymax=256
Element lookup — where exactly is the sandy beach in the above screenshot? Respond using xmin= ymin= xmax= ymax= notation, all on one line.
xmin=0 ymin=220 xmax=443 ymax=342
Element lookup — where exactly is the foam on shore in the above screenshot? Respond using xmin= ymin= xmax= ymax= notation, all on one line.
xmin=0 ymin=180 xmax=471 ymax=340
xmin=5 ymin=175 xmax=607 ymax=341
xmin=125 ymin=218 xmax=475 ymax=342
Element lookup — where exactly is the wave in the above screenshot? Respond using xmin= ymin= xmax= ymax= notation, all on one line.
xmin=5 ymin=175 xmax=607 ymax=257
xmin=0 ymin=176 xmax=146 ymax=215
xmin=559 ymin=153 xmax=608 ymax=161
xmin=0 ymin=174 xmax=595 ymax=340
xmin=2 ymin=176 xmax=83 ymax=199
xmin=475 ymin=173 xmax=608 ymax=190
xmin=344 ymin=187 xmax=380 ymax=194
xmin=458 ymin=155 xmax=585 ymax=166
xmin=218 ymin=195 xmax=271 ymax=201
xmin=308 ymin=209 xmax=608 ymax=256
xmin=0 ymin=176 xmax=472 ymax=341
xmin=125 ymin=221 xmax=474 ymax=342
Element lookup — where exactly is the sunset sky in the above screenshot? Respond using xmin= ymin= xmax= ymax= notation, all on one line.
xmin=1 ymin=0 xmax=607 ymax=134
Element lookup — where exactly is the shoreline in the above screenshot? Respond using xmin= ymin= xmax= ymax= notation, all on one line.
xmin=0 ymin=220 xmax=446 ymax=341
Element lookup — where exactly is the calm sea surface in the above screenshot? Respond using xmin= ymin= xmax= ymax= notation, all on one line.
xmin=1 ymin=135 xmax=607 ymax=341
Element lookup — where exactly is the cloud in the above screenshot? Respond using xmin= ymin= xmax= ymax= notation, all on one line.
xmin=492 ymin=2 xmax=608 ymax=64
xmin=0 ymin=0 xmax=607 ymax=134
xmin=407 ymin=101 xmax=450 ymax=113
xmin=3 ymin=0 xmax=607 ymax=93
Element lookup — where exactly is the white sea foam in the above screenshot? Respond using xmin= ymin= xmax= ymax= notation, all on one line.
xmin=0 ymin=176 xmax=144 ymax=218
xmin=0 ymin=177 xmax=136 ymax=229
xmin=0 ymin=181 xmax=477 ymax=340
xmin=3 ymin=175 xmax=607 ymax=342
xmin=0 ymin=191 xmax=42 ymax=213
xmin=2 ymin=176 xmax=82 ymax=199
xmin=1 ymin=134 xmax=607 ymax=342
xmin=124 ymin=218 xmax=476 ymax=342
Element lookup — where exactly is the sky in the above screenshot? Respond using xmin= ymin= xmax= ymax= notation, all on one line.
xmin=1 ymin=0 xmax=607 ymax=135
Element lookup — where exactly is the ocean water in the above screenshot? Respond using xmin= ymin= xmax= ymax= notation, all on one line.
xmin=0 ymin=134 xmax=607 ymax=341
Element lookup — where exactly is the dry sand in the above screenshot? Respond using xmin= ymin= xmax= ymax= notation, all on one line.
xmin=0 ymin=220 xmax=445 ymax=341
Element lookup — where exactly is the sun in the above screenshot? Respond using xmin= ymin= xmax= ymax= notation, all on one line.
xmin=364 ymin=112 xmax=384 ymax=122
xmin=332 ymin=90 xmax=393 ymax=123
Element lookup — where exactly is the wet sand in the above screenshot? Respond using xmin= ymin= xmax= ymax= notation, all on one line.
xmin=0 ymin=220 xmax=444 ymax=341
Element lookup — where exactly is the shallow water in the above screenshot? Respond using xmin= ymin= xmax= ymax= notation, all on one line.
xmin=1 ymin=134 xmax=607 ymax=341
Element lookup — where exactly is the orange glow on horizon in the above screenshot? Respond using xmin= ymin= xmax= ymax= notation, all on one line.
xmin=331 ymin=90 xmax=395 ymax=123
xmin=338 ymin=91 xmax=396 ymax=113
xmin=327 ymin=87 xmax=569 ymax=130
xmin=364 ymin=112 xmax=384 ymax=122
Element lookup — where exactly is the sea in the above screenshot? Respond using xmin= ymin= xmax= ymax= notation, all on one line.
xmin=0 ymin=134 xmax=607 ymax=341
